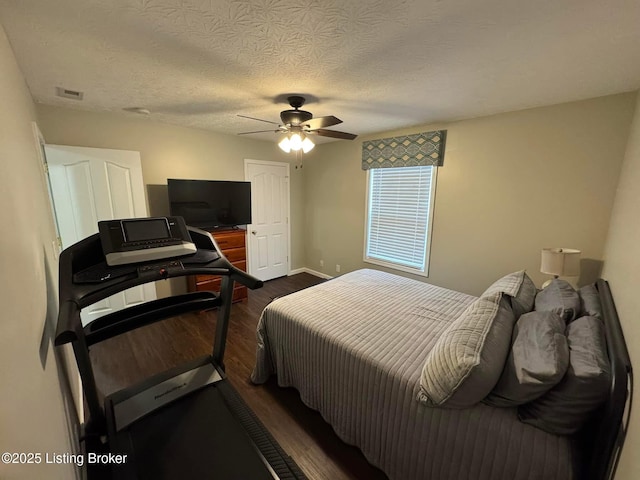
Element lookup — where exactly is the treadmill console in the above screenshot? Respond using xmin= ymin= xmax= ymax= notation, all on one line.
xmin=99 ymin=216 xmax=197 ymax=266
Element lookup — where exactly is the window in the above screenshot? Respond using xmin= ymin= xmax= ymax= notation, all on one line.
xmin=364 ymin=165 xmax=437 ymax=276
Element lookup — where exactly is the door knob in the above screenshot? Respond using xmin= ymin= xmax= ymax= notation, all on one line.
xmin=251 ymin=230 xmax=257 ymax=235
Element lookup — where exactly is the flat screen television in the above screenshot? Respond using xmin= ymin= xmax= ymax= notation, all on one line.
xmin=167 ymin=179 xmax=252 ymax=229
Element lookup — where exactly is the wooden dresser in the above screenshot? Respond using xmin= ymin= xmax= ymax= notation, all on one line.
xmin=187 ymin=229 xmax=248 ymax=303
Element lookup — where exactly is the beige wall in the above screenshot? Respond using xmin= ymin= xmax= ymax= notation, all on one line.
xmin=602 ymin=93 xmax=640 ymax=479
xmin=0 ymin=26 xmax=79 ymax=479
xmin=305 ymin=93 xmax=637 ymax=295
xmin=36 ymin=105 xmax=306 ymax=296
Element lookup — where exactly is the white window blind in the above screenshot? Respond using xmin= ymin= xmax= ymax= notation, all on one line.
xmin=365 ymin=165 xmax=435 ymax=273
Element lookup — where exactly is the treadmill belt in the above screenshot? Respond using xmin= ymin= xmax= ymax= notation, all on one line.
xmin=124 ymin=386 xmax=275 ymax=479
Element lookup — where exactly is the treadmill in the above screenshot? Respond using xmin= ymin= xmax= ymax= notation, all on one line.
xmin=54 ymin=220 xmax=306 ymax=479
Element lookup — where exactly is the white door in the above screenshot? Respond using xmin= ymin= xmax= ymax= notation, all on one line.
xmin=45 ymin=145 xmax=157 ymax=325
xmin=245 ymin=160 xmax=290 ymax=281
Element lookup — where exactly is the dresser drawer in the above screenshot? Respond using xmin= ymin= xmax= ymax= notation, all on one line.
xmin=232 ymin=285 xmax=248 ymax=302
xmin=195 ymin=277 xmax=222 ymax=292
xmin=224 ymin=247 xmax=246 ymax=263
xmin=193 ymin=261 xmax=246 ymax=284
xmin=213 ymin=231 xmax=246 ymax=249
xmin=232 ymin=260 xmax=247 ymax=272
xmin=188 ymin=228 xmax=248 ymax=303
xmin=194 ymin=279 xmax=247 ymax=302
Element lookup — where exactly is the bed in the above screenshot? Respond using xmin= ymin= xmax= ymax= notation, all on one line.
xmin=251 ymin=269 xmax=631 ymax=480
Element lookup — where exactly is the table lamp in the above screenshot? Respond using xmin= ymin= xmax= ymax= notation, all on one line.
xmin=540 ymin=248 xmax=581 ymax=288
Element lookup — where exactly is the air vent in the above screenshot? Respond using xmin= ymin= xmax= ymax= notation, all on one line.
xmin=56 ymin=87 xmax=84 ymax=100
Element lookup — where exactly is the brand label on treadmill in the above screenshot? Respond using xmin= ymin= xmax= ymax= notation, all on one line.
xmin=154 ymin=382 xmax=188 ymax=400
xmin=113 ymin=364 xmax=222 ymax=431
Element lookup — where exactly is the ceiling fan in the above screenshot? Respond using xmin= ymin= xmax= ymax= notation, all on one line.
xmin=238 ymin=95 xmax=357 ymax=153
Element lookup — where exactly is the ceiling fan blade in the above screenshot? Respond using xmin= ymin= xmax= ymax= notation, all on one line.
xmin=301 ymin=115 xmax=342 ymax=129
xmin=237 ymin=114 xmax=280 ymax=125
xmin=314 ymin=129 xmax=358 ymax=140
xmin=237 ymin=129 xmax=281 ymax=135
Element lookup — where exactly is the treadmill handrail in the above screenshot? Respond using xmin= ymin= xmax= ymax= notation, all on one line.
xmin=54 ymin=227 xmax=263 ymax=346
xmin=57 ymin=300 xmax=83 ymax=345
xmin=230 ymin=264 xmax=262 ymax=290
xmin=189 ymin=227 xmax=263 ymax=290
xmin=83 ymin=292 xmax=221 ymax=347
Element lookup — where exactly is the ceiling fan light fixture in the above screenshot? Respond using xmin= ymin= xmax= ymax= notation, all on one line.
xmin=278 ymin=136 xmax=291 ymax=153
xmin=301 ymin=136 xmax=315 ymax=153
xmin=278 ymin=132 xmax=314 ymax=154
xmin=289 ymin=132 xmax=303 ymax=151
xmin=239 ymin=95 xmax=357 ymax=146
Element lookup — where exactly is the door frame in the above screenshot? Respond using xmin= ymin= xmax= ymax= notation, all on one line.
xmin=31 ymin=122 xmax=62 ymax=255
xmin=244 ymin=159 xmax=291 ymax=278
xmin=31 ymin=122 xmax=86 ymax=427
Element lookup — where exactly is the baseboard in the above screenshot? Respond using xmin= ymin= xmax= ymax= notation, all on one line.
xmin=289 ymin=267 xmax=333 ymax=280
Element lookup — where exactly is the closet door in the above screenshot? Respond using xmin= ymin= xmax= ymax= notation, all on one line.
xmin=45 ymin=144 xmax=157 ymax=325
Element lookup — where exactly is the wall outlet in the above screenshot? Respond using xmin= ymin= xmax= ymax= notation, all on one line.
xmin=319 ymin=259 xmax=324 ymax=267
xmin=336 ymin=264 xmax=341 ymax=272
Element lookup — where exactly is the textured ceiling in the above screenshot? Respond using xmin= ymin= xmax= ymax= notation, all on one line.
xmin=1 ymin=0 xmax=640 ymax=143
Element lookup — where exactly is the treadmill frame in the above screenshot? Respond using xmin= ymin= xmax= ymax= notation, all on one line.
xmin=54 ymin=226 xmax=305 ymax=479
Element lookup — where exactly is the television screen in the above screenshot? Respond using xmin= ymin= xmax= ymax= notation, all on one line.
xmin=167 ymin=179 xmax=252 ymax=229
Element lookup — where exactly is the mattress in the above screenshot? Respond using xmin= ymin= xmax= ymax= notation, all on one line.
xmin=251 ymin=269 xmax=575 ymax=480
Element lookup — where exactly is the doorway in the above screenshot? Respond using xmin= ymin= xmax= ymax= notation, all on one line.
xmin=244 ymin=159 xmax=291 ymax=281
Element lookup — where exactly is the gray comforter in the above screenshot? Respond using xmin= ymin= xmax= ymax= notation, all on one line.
xmin=251 ymin=269 xmax=574 ymax=480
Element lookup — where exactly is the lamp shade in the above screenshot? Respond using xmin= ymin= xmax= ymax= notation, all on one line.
xmin=540 ymin=248 xmax=581 ymax=277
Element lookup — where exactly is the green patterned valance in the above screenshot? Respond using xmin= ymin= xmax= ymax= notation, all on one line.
xmin=361 ymin=130 xmax=446 ymax=170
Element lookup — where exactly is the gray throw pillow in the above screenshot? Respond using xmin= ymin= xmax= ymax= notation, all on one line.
xmin=518 ymin=316 xmax=610 ymax=435
xmin=534 ymin=279 xmax=580 ymax=322
xmin=484 ymin=311 xmax=568 ymax=407
xmin=482 ymin=270 xmax=537 ymax=318
xmin=418 ymin=291 xmax=515 ymax=408
xmin=579 ymin=284 xmax=603 ymax=320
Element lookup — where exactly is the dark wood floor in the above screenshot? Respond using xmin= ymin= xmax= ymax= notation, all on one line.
xmin=90 ymin=273 xmax=389 ymax=480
